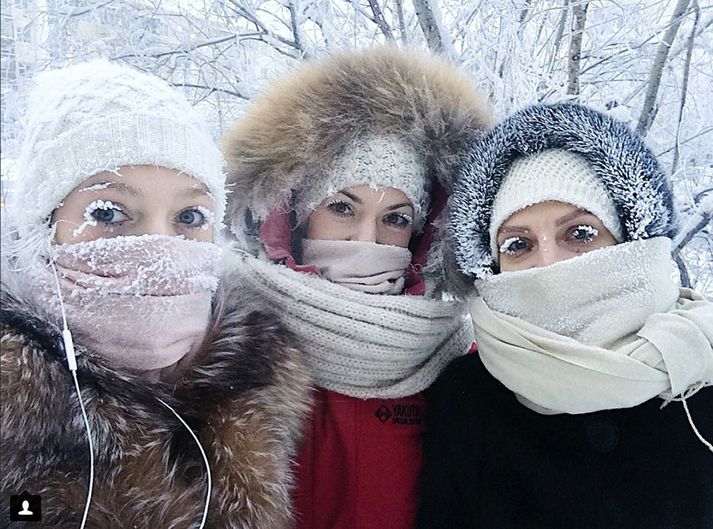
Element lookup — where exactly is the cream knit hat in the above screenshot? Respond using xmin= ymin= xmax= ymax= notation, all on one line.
xmin=13 ymin=59 xmax=226 ymax=240
xmin=294 ymin=134 xmax=430 ymax=230
xmin=489 ymin=149 xmax=623 ymax=259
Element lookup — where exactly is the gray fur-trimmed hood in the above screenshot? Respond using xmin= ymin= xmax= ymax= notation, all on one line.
xmin=450 ymin=103 xmax=677 ymax=279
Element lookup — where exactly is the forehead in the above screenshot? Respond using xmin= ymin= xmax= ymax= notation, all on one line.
xmin=75 ymin=166 xmax=210 ymax=197
xmin=340 ymin=184 xmax=411 ymax=205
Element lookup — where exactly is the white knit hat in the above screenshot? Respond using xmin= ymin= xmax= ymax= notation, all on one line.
xmin=489 ymin=149 xmax=623 ymax=259
xmin=13 ymin=59 xmax=226 ymax=240
xmin=294 ymin=134 xmax=431 ymax=230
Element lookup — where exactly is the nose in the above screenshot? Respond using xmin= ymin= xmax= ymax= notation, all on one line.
xmin=533 ymin=238 xmax=570 ymax=267
xmin=137 ymin=216 xmax=175 ymax=237
xmin=352 ymin=219 xmax=377 ymax=243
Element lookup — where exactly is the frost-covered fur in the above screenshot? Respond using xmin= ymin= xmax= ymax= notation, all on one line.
xmin=222 ymin=46 xmax=493 ymax=292
xmin=0 ymin=268 xmax=311 ymax=528
xmin=451 ymin=103 xmax=677 ymax=279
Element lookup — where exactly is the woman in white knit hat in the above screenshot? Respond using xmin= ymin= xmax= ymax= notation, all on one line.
xmin=221 ymin=46 xmax=492 ymax=529
xmin=418 ymin=103 xmax=713 ymax=529
xmin=0 ymin=60 xmax=310 ymax=528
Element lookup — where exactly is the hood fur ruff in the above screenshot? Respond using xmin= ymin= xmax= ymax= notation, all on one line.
xmin=222 ymin=45 xmax=493 ymax=237
xmin=451 ymin=103 xmax=677 ymax=279
xmin=1 ymin=269 xmax=310 ymax=528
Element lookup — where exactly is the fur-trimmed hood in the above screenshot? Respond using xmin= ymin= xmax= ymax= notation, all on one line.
xmin=222 ymin=45 xmax=492 ymax=293
xmin=1 ymin=267 xmax=310 ymax=528
xmin=450 ymin=103 xmax=677 ymax=279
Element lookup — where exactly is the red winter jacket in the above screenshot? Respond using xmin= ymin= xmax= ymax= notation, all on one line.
xmin=293 ymin=390 xmax=426 ymax=529
xmin=258 ymin=189 xmax=469 ymax=529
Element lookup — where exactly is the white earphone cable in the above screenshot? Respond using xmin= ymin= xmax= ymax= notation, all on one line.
xmin=48 ymin=237 xmax=94 ymax=529
xmin=156 ymin=397 xmax=212 ymax=529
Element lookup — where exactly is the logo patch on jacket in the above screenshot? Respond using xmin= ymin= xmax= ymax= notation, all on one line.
xmin=374 ymin=404 xmax=422 ymax=425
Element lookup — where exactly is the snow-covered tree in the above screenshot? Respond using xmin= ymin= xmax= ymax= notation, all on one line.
xmin=2 ymin=0 xmax=711 ymax=293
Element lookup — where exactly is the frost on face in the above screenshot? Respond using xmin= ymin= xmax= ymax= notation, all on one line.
xmin=499 ymin=236 xmax=522 ymax=255
xmin=194 ymin=205 xmax=215 ymax=231
xmin=78 ymin=182 xmax=113 ymax=192
xmin=72 ymin=200 xmax=120 ymax=238
xmin=574 ymin=224 xmax=598 ymax=239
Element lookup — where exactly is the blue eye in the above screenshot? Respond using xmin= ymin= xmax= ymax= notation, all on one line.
xmin=177 ymin=208 xmax=206 ymax=227
xmin=326 ymin=201 xmax=353 ymax=217
xmin=499 ymin=236 xmax=530 ymax=256
xmin=384 ymin=212 xmax=413 ymax=229
xmin=88 ymin=201 xmax=127 ymax=224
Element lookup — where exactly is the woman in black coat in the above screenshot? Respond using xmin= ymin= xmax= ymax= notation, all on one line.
xmin=417 ymin=103 xmax=713 ymax=529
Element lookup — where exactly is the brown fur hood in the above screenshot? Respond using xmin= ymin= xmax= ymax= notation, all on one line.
xmin=1 ymin=270 xmax=310 ymax=528
xmin=222 ymin=45 xmax=492 ymax=234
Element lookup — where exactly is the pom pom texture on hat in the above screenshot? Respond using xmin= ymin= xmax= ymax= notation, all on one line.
xmin=450 ymin=103 xmax=676 ymax=279
xmin=13 ymin=59 xmax=226 ymax=239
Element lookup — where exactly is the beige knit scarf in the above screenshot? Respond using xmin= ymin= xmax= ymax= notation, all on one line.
xmin=237 ymin=256 xmax=474 ymax=398
xmin=472 ymin=237 xmax=713 ymax=415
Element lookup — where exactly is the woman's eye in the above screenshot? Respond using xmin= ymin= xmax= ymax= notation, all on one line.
xmin=87 ymin=200 xmax=127 ymax=224
xmin=177 ymin=207 xmax=209 ymax=227
xmin=384 ymin=212 xmax=413 ymax=229
xmin=326 ymin=201 xmax=353 ymax=217
xmin=499 ymin=236 xmax=530 ymax=256
xmin=569 ymin=224 xmax=598 ymax=243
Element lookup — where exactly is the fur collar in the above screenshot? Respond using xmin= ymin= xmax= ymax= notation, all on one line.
xmin=0 ymin=269 xmax=310 ymax=527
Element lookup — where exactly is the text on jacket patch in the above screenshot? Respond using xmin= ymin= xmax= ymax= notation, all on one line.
xmin=374 ymin=404 xmax=423 ymax=425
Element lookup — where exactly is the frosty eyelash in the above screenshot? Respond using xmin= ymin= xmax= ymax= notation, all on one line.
xmin=571 ymin=224 xmax=598 ymax=242
xmin=192 ymin=206 xmax=215 ymax=231
xmin=385 ymin=211 xmax=413 ymax=228
xmin=326 ymin=200 xmax=353 ymax=216
xmin=499 ymin=236 xmax=523 ymax=255
xmin=73 ymin=200 xmax=123 ymax=237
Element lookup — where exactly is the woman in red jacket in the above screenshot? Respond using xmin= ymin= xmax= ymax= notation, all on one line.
xmin=221 ymin=46 xmax=492 ymax=529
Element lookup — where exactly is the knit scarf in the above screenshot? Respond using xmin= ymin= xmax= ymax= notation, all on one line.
xmin=472 ymin=237 xmax=713 ymax=415
xmin=33 ymin=235 xmax=221 ymax=373
xmin=301 ymin=239 xmax=412 ymax=295
xmin=237 ymin=256 xmax=474 ymax=398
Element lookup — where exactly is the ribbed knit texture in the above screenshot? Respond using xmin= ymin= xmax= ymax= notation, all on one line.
xmin=489 ymin=149 xmax=623 ymax=260
xmin=13 ymin=59 xmax=225 ymax=240
xmin=237 ymin=256 xmax=474 ymax=398
xmin=295 ymin=134 xmax=430 ymax=230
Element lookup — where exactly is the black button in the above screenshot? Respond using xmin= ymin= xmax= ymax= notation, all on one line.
xmin=585 ymin=417 xmax=619 ymax=453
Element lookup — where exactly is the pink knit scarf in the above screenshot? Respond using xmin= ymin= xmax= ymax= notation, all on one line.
xmin=33 ymin=235 xmax=221 ymax=373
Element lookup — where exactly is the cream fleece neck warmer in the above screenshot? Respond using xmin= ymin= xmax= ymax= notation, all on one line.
xmin=33 ymin=235 xmax=221 ymax=373
xmin=301 ymin=239 xmax=412 ymax=295
xmin=471 ymin=237 xmax=713 ymax=415
xmin=237 ymin=256 xmax=473 ymax=398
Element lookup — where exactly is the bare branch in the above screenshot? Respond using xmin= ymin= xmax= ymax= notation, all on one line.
xmin=566 ymin=2 xmax=589 ymax=97
xmin=657 ymin=127 xmax=713 ymax=156
xmin=635 ymin=0 xmax=692 ymax=136
xmin=413 ymin=0 xmax=448 ymax=56
xmin=172 ymin=82 xmax=249 ymax=100
xmin=672 ymin=0 xmax=700 ymax=173
xmin=367 ymin=0 xmax=395 ymax=40
xmin=395 ymin=0 xmax=409 ymax=44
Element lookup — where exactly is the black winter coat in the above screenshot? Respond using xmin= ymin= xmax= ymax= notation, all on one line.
xmin=417 ymin=353 xmax=713 ymax=529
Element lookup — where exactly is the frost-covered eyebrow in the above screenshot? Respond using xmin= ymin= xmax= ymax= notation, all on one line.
xmin=79 ymin=181 xmax=140 ymax=196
